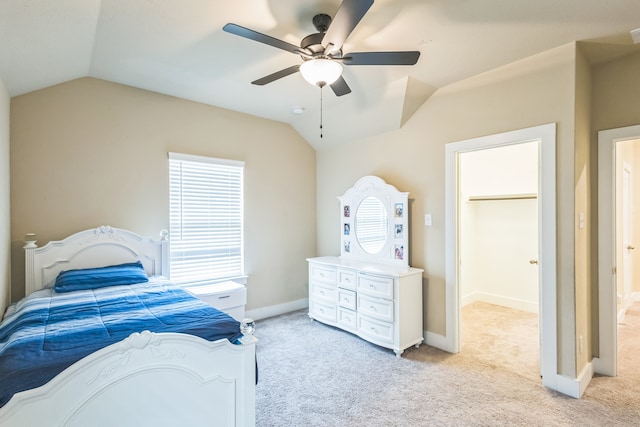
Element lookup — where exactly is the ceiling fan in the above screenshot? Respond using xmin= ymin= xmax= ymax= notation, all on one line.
xmin=223 ymin=0 xmax=420 ymax=97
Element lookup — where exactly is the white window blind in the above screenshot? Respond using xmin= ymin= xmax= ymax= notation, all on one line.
xmin=169 ymin=152 xmax=244 ymax=285
xmin=355 ymin=197 xmax=388 ymax=254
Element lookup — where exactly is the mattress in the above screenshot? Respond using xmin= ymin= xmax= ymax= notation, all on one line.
xmin=0 ymin=277 xmax=242 ymax=407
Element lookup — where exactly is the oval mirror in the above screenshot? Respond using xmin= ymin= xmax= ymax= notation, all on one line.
xmin=355 ymin=196 xmax=388 ymax=254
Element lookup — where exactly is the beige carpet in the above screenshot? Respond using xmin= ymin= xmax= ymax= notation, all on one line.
xmin=461 ymin=301 xmax=540 ymax=383
xmin=254 ymin=303 xmax=640 ymax=426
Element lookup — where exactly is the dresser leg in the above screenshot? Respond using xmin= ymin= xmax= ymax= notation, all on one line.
xmin=394 ymin=349 xmax=404 ymax=358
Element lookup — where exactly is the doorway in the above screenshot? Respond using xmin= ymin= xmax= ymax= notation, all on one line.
xmin=458 ymin=142 xmax=540 ymax=375
xmin=445 ymin=123 xmax=560 ymax=392
xmin=596 ymin=125 xmax=640 ymax=376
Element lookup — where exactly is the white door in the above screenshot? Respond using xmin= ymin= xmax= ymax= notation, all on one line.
xmin=620 ymin=163 xmax=634 ymax=319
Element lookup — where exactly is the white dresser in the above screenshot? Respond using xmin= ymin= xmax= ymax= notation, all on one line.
xmin=307 ymin=256 xmax=424 ymax=357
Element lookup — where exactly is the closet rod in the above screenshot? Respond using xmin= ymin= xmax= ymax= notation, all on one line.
xmin=468 ymin=193 xmax=537 ymax=202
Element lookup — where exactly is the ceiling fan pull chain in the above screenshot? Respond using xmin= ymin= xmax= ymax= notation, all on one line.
xmin=320 ymin=85 xmax=324 ymax=138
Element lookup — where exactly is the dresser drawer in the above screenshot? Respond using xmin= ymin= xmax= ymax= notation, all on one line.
xmin=337 ymin=268 xmax=356 ymax=290
xmin=311 ymin=281 xmax=337 ymax=303
xmin=310 ymin=299 xmax=337 ymax=323
xmin=184 ymin=282 xmax=247 ymax=321
xmin=357 ymin=313 xmax=394 ymax=345
xmin=357 ymin=273 xmax=394 ymax=299
xmin=337 ymin=307 xmax=357 ymax=331
xmin=337 ymin=288 xmax=356 ymax=310
xmin=310 ymin=264 xmax=337 ymax=284
xmin=358 ymin=293 xmax=394 ymax=323
xmin=194 ymin=287 xmax=246 ymax=310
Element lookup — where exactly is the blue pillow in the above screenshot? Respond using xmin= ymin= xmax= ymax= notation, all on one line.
xmin=54 ymin=261 xmax=149 ymax=293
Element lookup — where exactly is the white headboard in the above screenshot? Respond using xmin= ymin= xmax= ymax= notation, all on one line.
xmin=24 ymin=226 xmax=169 ymax=296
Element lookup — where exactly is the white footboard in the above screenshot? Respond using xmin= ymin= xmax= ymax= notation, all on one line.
xmin=0 ymin=331 xmax=257 ymax=427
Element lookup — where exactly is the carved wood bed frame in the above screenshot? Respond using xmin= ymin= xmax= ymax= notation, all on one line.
xmin=0 ymin=226 xmax=256 ymax=427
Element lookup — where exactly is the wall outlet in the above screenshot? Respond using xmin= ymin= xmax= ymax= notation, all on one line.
xmin=425 ymin=214 xmax=432 ymax=226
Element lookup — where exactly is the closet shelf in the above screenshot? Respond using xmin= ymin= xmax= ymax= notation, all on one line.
xmin=468 ymin=193 xmax=537 ymax=202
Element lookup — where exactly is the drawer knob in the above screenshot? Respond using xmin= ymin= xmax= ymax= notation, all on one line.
xmin=218 ymin=295 xmax=230 ymax=299
xmin=369 ymin=305 xmax=376 ymax=311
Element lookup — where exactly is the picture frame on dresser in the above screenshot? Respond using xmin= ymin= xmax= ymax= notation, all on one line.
xmin=307 ymin=176 xmax=424 ymax=357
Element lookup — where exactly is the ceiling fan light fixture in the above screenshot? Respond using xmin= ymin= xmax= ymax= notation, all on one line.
xmin=300 ymin=58 xmax=343 ymax=87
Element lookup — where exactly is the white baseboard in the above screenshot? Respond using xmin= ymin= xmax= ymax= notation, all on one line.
xmin=462 ymin=291 xmax=538 ymax=314
xmin=245 ymin=298 xmax=308 ymax=321
xmin=577 ymin=361 xmax=595 ymax=397
xmin=545 ymin=361 xmax=593 ymax=399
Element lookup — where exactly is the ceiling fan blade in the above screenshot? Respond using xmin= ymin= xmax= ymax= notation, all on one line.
xmin=342 ymin=51 xmax=421 ymax=66
xmin=223 ymin=23 xmax=302 ymax=55
xmin=321 ymin=0 xmax=374 ymax=55
xmin=330 ymin=75 xmax=352 ymax=96
xmin=251 ymin=65 xmax=301 ymax=86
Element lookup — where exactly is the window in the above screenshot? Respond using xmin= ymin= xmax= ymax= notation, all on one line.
xmin=168 ymin=152 xmax=244 ymax=285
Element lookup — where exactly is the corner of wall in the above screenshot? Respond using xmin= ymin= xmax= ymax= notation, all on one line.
xmin=0 ymin=76 xmax=10 ymax=316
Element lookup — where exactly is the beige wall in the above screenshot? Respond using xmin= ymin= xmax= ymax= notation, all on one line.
xmin=317 ymin=43 xmax=579 ymax=376
xmin=0 ymin=77 xmax=10 ymax=316
xmin=574 ymin=46 xmax=593 ymax=372
xmin=590 ymin=50 xmax=640 ymax=361
xmin=10 ymin=77 xmax=317 ymax=309
xmin=591 ymin=51 xmax=640 ymax=132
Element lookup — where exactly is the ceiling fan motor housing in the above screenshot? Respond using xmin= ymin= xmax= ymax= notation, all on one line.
xmin=301 ymin=33 xmax=330 ymax=56
xmin=301 ymin=14 xmax=342 ymax=58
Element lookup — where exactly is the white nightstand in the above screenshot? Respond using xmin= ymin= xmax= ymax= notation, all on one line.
xmin=185 ymin=281 xmax=247 ymax=321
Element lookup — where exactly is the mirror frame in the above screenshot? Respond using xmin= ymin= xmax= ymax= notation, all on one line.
xmin=338 ymin=176 xmax=409 ymax=267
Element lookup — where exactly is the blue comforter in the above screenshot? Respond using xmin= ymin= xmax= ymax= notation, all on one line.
xmin=0 ymin=278 xmax=243 ymax=408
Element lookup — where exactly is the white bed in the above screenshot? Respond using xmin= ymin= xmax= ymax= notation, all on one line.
xmin=0 ymin=226 xmax=256 ymax=427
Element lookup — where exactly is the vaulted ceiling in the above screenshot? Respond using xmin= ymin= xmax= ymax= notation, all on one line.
xmin=1 ymin=0 xmax=640 ymax=148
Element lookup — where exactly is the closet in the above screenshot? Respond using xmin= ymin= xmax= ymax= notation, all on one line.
xmin=459 ymin=142 xmax=539 ymax=313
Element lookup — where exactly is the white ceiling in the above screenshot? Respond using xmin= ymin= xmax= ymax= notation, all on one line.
xmin=1 ymin=0 xmax=640 ymax=148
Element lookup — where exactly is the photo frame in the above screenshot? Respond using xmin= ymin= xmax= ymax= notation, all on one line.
xmin=394 ymin=245 xmax=404 ymax=260
xmin=394 ymin=203 xmax=404 ymax=218
xmin=395 ymin=224 xmax=403 ymax=238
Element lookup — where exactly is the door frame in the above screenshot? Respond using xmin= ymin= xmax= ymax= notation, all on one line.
xmin=596 ymin=124 xmax=640 ymax=376
xmin=445 ymin=123 xmax=558 ymax=390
